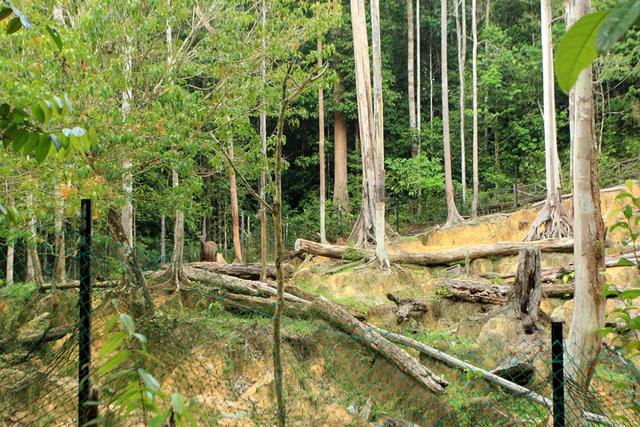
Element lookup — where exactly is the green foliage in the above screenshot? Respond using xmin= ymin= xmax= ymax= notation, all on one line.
xmin=556 ymin=0 xmax=640 ymax=93
xmin=602 ymin=181 xmax=640 ymax=356
xmin=94 ymin=313 xmax=197 ymax=427
xmin=342 ymin=246 xmax=365 ymax=262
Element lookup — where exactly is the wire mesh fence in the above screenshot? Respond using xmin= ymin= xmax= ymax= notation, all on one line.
xmin=0 ymin=199 xmax=639 ymax=426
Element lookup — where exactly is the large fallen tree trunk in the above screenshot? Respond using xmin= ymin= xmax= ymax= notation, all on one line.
xmin=188 ymin=262 xmax=293 ymax=281
xmin=184 ymin=271 xmax=446 ymax=394
xmin=480 ymin=248 xmax=639 ymax=283
xmin=367 ymin=325 xmax=613 ymax=425
xmin=295 ymin=238 xmax=573 ymax=267
xmin=436 ymin=278 xmax=622 ymax=303
xmin=310 ymin=296 xmax=447 ymax=393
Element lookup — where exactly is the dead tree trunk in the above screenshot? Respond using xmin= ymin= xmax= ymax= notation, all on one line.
xmin=510 ymin=248 xmax=542 ymax=333
xmin=52 ymin=182 xmax=67 ymax=284
xmin=310 ymin=296 xmax=447 ymax=393
xmin=295 ymin=237 xmax=573 ymax=266
xmin=107 ymin=208 xmax=155 ymax=312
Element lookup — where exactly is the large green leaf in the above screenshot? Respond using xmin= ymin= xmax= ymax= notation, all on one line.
xmin=45 ymin=26 xmax=63 ymax=51
xmin=0 ymin=8 xmax=12 ymax=22
xmin=35 ymin=136 xmax=51 ymax=163
xmin=597 ymin=0 xmax=640 ymax=53
xmin=555 ymin=11 xmax=610 ymax=94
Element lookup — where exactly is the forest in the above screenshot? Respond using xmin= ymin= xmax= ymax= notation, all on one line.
xmin=0 ymin=0 xmax=639 ymax=426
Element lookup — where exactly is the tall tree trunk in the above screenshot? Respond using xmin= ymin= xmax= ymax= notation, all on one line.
xmin=416 ymin=0 xmax=422 ymax=154
xmin=26 ymin=194 xmax=44 ymax=287
xmin=5 ymin=180 xmax=14 ymax=286
xmin=525 ymin=0 xmax=571 ymax=241
xmin=333 ymin=110 xmax=350 ymax=213
xmin=318 ymin=39 xmax=327 ymax=244
xmin=170 ymin=169 xmax=185 ymax=274
xmin=455 ymin=0 xmax=467 ymax=207
xmin=429 ymin=37 xmax=434 ymax=146
xmin=260 ymin=0 xmax=268 ymax=280
xmin=121 ymin=34 xmax=134 ymax=247
xmin=407 ymin=0 xmax=418 ymax=156
xmin=228 ymin=136 xmax=244 ymax=264
xmin=160 ymin=214 xmax=166 ymax=265
xmin=52 ymin=182 xmax=67 ymax=284
xmin=348 ymin=0 xmax=389 ymax=268
xmin=371 ymin=0 xmax=390 ymax=268
xmin=441 ymin=0 xmax=464 ymax=227
xmin=471 ymin=0 xmax=479 ymax=220
xmin=566 ymin=1 xmax=576 ymax=177
xmin=565 ymin=0 xmax=605 ymax=423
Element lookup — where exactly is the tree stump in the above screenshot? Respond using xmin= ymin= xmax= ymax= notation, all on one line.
xmin=510 ymin=248 xmax=542 ymax=333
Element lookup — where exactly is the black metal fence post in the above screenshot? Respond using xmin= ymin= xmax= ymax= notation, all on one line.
xmin=551 ymin=320 xmax=565 ymax=427
xmin=78 ymin=199 xmax=93 ymax=426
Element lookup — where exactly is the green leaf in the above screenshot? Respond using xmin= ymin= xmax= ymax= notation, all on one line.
xmin=615 ymin=191 xmax=634 ymax=201
xmin=31 ymin=104 xmax=45 ymax=123
xmin=6 ymin=16 xmax=21 ymax=34
xmin=46 ymin=26 xmax=62 ymax=51
xmin=39 ymin=101 xmax=52 ymax=122
xmin=149 ymin=409 xmax=171 ymax=427
xmin=96 ymin=350 xmax=130 ymax=376
xmin=616 ymin=257 xmax=637 ymax=267
xmin=623 ymin=204 xmax=634 ymax=219
xmin=119 ymin=313 xmax=135 ymax=336
xmin=99 ymin=331 xmax=127 ymax=357
xmin=50 ymin=134 xmax=62 ymax=150
xmin=0 ymin=8 xmax=12 ymax=22
xmin=596 ymin=0 xmax=640 ymax=53
xmin=620 ymin=288 xmax=640 ymax=299
xmin=555 ymin=11 xmax=610 ymax=94
xmin=11 ymin=129 xmax=27 ymax=152
xmin=138 ymin=368 xmax=160 ymax=393
xmin=35 ymin=136 xmax=51 ymax=163
xmin=171 ymin=393 xmax=185 ymax=415
xmin=22 ymin=132 xmax=40 ymax=155
xmin=63 ymin=94 xmax=73 ymax=112
xmin=0 ymin=103 xmax=9 ymax=117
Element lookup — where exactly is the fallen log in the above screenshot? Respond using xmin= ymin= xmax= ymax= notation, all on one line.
xmin=183 ymin=271 xmax=446 ymax=394
xmin=437 ymin=279 xmax=510 ymax=305
xmin=295 ymin=238 xmax=574 ymax=267
xmin=182 ymin=267 xmax=308 ymax=304
xmin=368 ymin=325 xmax=614 ymax=426
xmin=17 ymin=325 xmax=75 ymax=346
xmin=436 ymin=278 xmax=622 ymax=303
xmin=188 ymin=262 xmax=293 ymax=280
xmin=480 ymin=249 xmax=640 ymax=283
xmin=310 ymin=296 xmax=447 ymax=394
xmin=40 ymin=281 xmax=120 ymax=291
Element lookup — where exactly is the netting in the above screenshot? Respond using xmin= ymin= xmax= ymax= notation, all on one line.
xmin=0 ymin=201 xmax=639 ymax=426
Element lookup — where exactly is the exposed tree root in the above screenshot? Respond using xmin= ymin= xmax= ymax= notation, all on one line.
xmin=525 ymin=198 xmax=572 ymax=241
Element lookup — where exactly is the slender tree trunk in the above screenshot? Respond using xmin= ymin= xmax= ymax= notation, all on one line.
xmin=566 ymin=1 xmax=576 ymax=178
xmin=442 ymin=0 xmax=464 ymax=227
xmin=333 ymin=111 xmax=350 ymax=213
xmin=471 ymin=0 xmax=479 ymax=220
xmin=5 ymin=180 xmax=14 ymax=285
xmin=371 ymin=0 xmax=390 ymax=268
xmin=455 ymin=0 xmax=467 ymax=207
xmin=228 ymin=135 xmax=244 ymax=264
xmin=429 ymin=38 xmax=434 ymax=146
xmin=348 ymin=0 xmax=390 ymax=268
xmin=407 ymin=0 xmax=418 ymax=156
xmin=416 ymin=0 xmax=422 ymax=155
xmin=566 ymin=0 xmax=605 ymax=423
xmin=160 ymin=214 xmax=166 ymax=265
xmin=26 ymin=194 xmax=44 ymax=287
xmin=260 ymin=0 xmax=268 ymax=280
xmin=52 ymin=182 xmax=67 ymax=284
xmin=526 ymin=0 xmax=571 ymax=241
xmin=318 ymin=39 xmax=327 ymax=244
xmin=170 ymin=169 xmax=185 ymax=273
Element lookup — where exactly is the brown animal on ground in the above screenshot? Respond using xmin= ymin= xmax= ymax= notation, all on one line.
xmin=198 ymin=236 xmax=218 ymax=262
